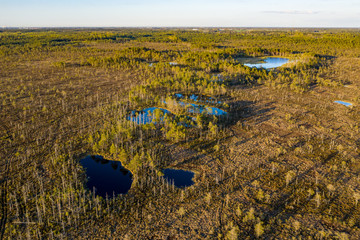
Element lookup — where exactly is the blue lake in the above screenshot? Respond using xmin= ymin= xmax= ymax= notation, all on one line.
xmin=163 ymin=168 xmax=195 ymax=188
xmin=80 ymin=155 xmax=133 ymax=198
xmin=244 ymin=57 xmax=289 ymax=69
xmin=334 ymin=101 xmax=352 ymax=107
xmin=127 ymin=107 xmax=171 ymax=124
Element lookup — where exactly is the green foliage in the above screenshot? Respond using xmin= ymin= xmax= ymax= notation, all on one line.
xmin=254 ymin=222 xmax=264 ymax=238
xmin=208 ymin=121 xmax=218 ymax=138
xmin=225 ymin=224 xmax=240 ymax=240
xmin=165 ymin=121 xmax=186 ymax=142
xmin=53 ymin=61 xmax=67 ymax=68
xmin=128 ymin=153 xmax=142 ymax=173
xmin=109 ymin=143 xmax=116 ymax=156
xmin=243 ymin=207 xmax=256 ymax=222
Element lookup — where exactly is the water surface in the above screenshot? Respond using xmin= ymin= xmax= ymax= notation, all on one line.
xmin=80 ymin=155 xmax=133 ymax=198
xmin=163 ymin=168 xmax=195 ymax=188
xmin=334 ymin=101 xmax=352 ymax=107
xmin=181 ymin=102 xmax=226 ymax=116
xmin=127 ymin=107 xmax=171 ymax=124
xmin=243 ymin=57 xmax=289 ymax=69
xmin=171 ymin=94 xmax=225 ymax=114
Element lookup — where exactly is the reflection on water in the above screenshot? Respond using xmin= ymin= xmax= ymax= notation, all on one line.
xmin=243 ymin=57 xmax=289 ymax=69
xmin=163 ymin=168 xmax=194 ymax=188
xmin=127 ymin=107 xmax=171 ymax=124
xmin=80 ymin=155 xmax=133 ymax=198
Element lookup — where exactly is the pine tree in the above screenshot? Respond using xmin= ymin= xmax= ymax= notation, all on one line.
xmin=254 ymin=222 xmax=264 ymax=238
xmin=109 ymin=143 xmax=116 ymax=156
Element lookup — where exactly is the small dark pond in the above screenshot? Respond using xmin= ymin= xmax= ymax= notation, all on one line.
xmin=80 ymin=155 xmax=133 ymax=198
xmin=163 ymin=168 xmax=195 ymax=188
xmin=243 ymin=57 xmax=289 ymax=69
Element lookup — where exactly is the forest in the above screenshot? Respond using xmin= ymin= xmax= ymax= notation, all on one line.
xmin=1 ymin=28 xmax=360 ymax=239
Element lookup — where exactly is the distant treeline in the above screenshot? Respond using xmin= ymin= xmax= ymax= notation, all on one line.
xmin=1 ymin=29 xmax=360 ymax=57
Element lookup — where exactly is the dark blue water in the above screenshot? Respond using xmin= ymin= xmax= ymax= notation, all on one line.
xmin=334 ymin=101 xmax=352 ymax=107
xmin=127 ymin=107 xmax=171 ymax=124
xmin=163 ymin=168 xmax=195 ymax=188
xmin=244 ymin=57 xmax=289 ymax=69
xmin=80 ymin=155 xmax=133 ymax=198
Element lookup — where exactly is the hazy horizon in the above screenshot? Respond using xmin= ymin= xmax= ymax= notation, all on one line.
xmin=1 ymin=0 xmax=359 ymax=28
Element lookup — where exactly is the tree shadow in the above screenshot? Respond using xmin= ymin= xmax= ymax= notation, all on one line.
xmin=222 ymin=100 xmax=275 ymax=127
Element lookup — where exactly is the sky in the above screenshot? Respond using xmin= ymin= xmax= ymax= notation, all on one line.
xmin=0 ymin=0 xmax=359 ymax=28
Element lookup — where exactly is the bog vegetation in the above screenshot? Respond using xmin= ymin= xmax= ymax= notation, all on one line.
xmin=1 ymin=28 xmax=360 ymax=239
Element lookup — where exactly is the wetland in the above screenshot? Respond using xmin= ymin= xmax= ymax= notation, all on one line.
xmin=1 ymin=28 xmax=360 ymax=239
